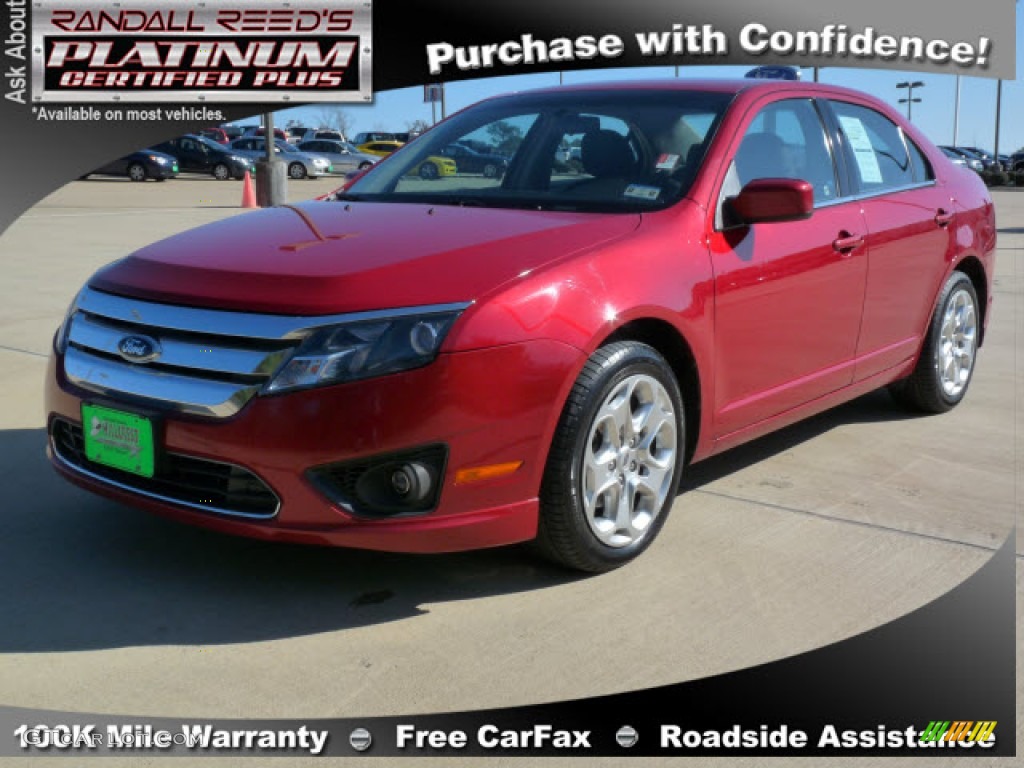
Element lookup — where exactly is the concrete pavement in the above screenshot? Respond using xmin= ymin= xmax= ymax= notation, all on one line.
xmin=0 ymin=179 xmax=1019 ymax=766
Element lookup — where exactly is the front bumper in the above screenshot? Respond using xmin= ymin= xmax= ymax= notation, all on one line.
xmin=46 ymin=339 xmax=582 ymax=552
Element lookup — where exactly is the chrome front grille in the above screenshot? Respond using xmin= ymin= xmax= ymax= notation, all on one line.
xmin=61 ymin=287 xmax=470 ymax=419
xmin=64 ymin=288 xmax=304 ymax=418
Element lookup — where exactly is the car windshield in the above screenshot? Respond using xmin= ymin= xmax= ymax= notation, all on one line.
xmin=344 ymin=89 xmax=732 ymax=213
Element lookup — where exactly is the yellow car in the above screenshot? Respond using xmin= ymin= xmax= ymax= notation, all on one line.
xmin=356 ymin=140 xmax=405 ymax=156
xmin=356 ymin=140 xmax=457 ymax=180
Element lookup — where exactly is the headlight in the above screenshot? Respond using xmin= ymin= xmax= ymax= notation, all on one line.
xmin=54 ymin=289 xmax=84 ymax=354
xmin=149 ymin=155 xmax=169 ymax=164
xmin=265 ymin=309 xmax=465 ymax=393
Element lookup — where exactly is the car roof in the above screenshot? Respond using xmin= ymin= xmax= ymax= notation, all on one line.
xmin=486 ymin=79 xmax=897 ymax=112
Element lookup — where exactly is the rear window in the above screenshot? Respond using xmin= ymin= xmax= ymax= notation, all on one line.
xmin=830 ymin=101 xmax=917 ymax=192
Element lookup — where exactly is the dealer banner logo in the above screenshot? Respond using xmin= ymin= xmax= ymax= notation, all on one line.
xmin=30 ymin=0 xmax=372 ymax=103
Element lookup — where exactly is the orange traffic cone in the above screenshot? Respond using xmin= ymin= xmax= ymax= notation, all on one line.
xmin=240 ymin=170 xmax=258 ymax=209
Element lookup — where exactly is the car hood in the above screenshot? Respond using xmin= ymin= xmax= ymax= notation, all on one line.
xmin=90 ymin=201 xmax=641 ymax=314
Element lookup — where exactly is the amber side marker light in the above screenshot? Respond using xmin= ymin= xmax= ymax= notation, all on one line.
xmin=454 ymin=461 xmax=524 ymax=485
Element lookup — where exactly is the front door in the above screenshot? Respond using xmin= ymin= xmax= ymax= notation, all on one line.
xmin=708 ymin=97 xmax=868 ymax=438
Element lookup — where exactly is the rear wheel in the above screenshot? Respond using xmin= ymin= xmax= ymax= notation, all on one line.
xmin=127 ymin=162 xmax=147 ymax=182
xmin=358 ymin=161 xmax=372 ymax=170
xmin=889 ymin=271 xmax=979 ymax=413
xmin=535 ymin=342 xmax=684 ymax=573
xmin=483 ymin=163 xmax=499 ymax=178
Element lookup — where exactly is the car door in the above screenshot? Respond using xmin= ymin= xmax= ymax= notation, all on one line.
xmin=321 ymin=142 xmax=353 ymax=171
xmin=176 ymin=138 xmax=207 ymax=172
xmin=708 ymin=97 xmax=869 ymax=438
xmin=824 ymin=100 xmax=956 ymax=380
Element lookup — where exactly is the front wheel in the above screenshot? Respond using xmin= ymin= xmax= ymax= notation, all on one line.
xmin=419 ymin=162 xmax=439 ymax=180
xmin=212 ymin=163 xmax=230 ymax=180
xmin=358 ymin=161 xmax=372 ymax=170
xmin=289 ymin=162 xmax=307 ymax=180
xmin=127 ymin=162 xmax=147 ymax=182
xmin=889 ymin=271 xmax=980 ymax=413
xmin=535 ymin=342 xmax=684 ymax=572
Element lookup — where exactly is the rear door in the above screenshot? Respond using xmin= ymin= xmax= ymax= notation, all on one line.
xmin=825 ymin=100 xmax=955 ymax=380
xmin=708 ymin=97 xmax=869 ymax=437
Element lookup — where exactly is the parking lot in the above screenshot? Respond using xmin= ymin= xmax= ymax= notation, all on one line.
xmin=0 ymin=178 xmax=1020 ymax=766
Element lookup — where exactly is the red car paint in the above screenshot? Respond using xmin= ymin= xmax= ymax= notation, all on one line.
xmin=46 ymin=80 xmax=996 ymax=553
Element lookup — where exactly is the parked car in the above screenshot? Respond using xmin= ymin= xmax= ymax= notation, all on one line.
xmin=46 ymin=80 xmax=996 ymax=573
xmin=938 ymin=146 xmax=968 ymax=167
xmin=956 ymin=147 xmax=1001 ymax=172
xmin=296 ymin=139 xmax=377 ymax=174
xmin=286 ymin=126 xmax=312 ymax=143
xmin=1008 ymin=150 xmax=1024 ymax=173
xmin=355 ymin=140 xmax=454 ymax=178
xmin=221 ymin=125 xmax=246 ymax=142
xmin=241 ymin=126 xmax=289 ymax=142
xmin=308 ymin=130 xmax=345 ymax=142
xmin=351 ymin=131 xmax=401 ymax=146
xmin=356 ymin=140 xmax=405 ymax=157
xmin=439 ymin=143 xmax=508 ymax=177
xmin=957 ymin=147 xmax=1001 ymax=170
xmin=196 ymin=127 xmax=230 ymax=145
xmin=939 ymin=146 xmax=983 ymax=172
xmin=228 ymin=138 xmax=331 ymax=179
xmin=84 ymin=149 xmax=179 ymax=182
xmin=151 ymin=135 xmax=253 ymax=180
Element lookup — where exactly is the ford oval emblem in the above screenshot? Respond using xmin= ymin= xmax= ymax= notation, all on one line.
xmin=117 ymin=334 xmax=161 ymax=363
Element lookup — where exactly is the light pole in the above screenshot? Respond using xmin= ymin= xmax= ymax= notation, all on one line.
xmin=896 ymin=80 xmax=924 ymax=121
xmin=953 ymin=75 xmax=961 ymax=146
xmin=994 ymin=79 xmax=1002 ymax=159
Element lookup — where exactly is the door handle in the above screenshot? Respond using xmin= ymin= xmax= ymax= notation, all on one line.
xmin=935 ymin=209 xmax=954 ymax=227
xmin=832 ymin=232 xmax=864 ymax=253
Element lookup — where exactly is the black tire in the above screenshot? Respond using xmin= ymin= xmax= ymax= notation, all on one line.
xmin=358 ymin=161 xmax=372 ymax=170
xmin=212 ymin=163 xmax=230 ymax=181
xmin=889 ymin=271 xmax=980 ymax=413
xmin=289 ymin=162 xmax=307 ymax=180
xmin=127 ymin=162 xmax=147 ymax=182
xmin=419 ymin=162 xmax=439 ymax=180
xmin=483 ymin=163 xmax=499 ymax=179
xmin=535 ymin=341 xmax=685 ymax=573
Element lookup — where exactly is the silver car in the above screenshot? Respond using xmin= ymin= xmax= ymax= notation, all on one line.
xmin=228 ymin=138 xmax=331 ymax=179
xmin=296 ymin=140 xmax=378 ymax=174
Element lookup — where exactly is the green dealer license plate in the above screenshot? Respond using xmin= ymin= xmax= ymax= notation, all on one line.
xmin=81 ymin=404 xmax=155 ymax=478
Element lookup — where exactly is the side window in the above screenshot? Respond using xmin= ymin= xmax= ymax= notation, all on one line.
xmin=907 ymin=138 xmax=934 ymax=183
xmin=830 ymin=101 xmax=916 ymax=191
xmin=716 ymin=99 xmax=837 ymax=228
xmin=732 ymin=99 xmax=838 ymax=203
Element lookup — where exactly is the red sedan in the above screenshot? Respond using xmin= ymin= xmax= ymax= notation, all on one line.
xmin=46 ymin=80 xmax=996 ymax=572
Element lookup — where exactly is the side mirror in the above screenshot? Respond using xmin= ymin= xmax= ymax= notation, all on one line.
xmin=729 ymin=178 xmax=813 ymax=225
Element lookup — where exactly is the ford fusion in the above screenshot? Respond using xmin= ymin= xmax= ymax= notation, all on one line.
xmin=47 ymin=81 xmax=996 ymax=572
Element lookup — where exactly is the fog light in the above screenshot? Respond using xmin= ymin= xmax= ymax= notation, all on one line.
xmin=391 ymin=468 xmax=411 ymax=496
xmin=307 ymin=445 xmax=447 ymax=518
xmin=390 ymin=462 xmax=431 ymax=501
